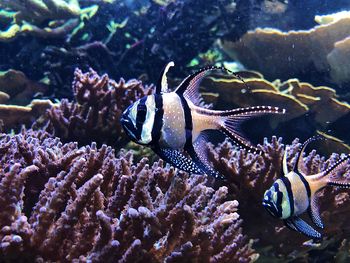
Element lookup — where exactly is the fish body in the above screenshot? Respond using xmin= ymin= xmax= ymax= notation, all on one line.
xmin=263 ymin=136 xmax=350 ymax=239
xmin=121 ymin=62 xmax=285 ymax=178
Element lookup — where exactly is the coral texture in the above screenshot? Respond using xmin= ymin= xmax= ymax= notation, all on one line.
xmin=0 ymin=129 xmax=257 ymax=262
xmin=0 ymin=0 xmax=103 ymax=41
xmin=0 ymin=99 xmax=53 ymax=132
xmin=34 ymin=68 xmax=153 ymax=148
xmin=221 ymin=11 xmax=350 ymax=85
xmin=208 ymin=137 xmax=350 ymax=260
xmin=201 ymin=72 xmax=350 ymax=143
xmin=0 ymin=69 xmax=48 ymax=105
xmin=202 ymin=71 xmax=350 ymax=126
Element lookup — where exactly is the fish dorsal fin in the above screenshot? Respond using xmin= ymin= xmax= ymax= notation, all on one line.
xmin=156 ymin=61 xmax=175 ymax=94
xmin=294 ymin=135 xmax=324 ymax=173
xmin=175 ymin=66 xmax=248 ymax=104
xmin=283 ymin=146 xmax=289 ymax=175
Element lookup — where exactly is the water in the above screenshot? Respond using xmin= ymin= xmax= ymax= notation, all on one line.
xmin=1 ymin=0 xmax=350 ymax=262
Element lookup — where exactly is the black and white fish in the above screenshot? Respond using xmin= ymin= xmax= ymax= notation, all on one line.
xmin=120 ymin=62 xmax=285 ymax=178
xmin=263 ymin=136 xmax=350 ymax=239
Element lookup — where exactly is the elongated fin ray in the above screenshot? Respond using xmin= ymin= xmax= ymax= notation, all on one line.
xmin=217 ymin=106 xmax=285 ymax=155
xmin=294 ymin=135 xmax=324 ymax=173
xmin=325 ymin=154 xmax=350 ymax=187
xmin=156 ymin=61 xmax=175 ymax=94
xmin=308 ymin=196 xmax=324 ymax=228
xmin=191 ymin=131 xmax=223 ymax=179
xmin=175 ymin=66 xmax=249 ymax=105
xmin=284 ymin=217 xmax=322 ymax=239
xmin=283 ymin=146 xmax=289 ymax=175
xmin=152 ymin=147 xmax=202 ymax=174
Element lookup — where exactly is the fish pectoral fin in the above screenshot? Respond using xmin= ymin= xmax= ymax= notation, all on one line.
xmin=156 ymin=61 xmax=174 ymax=94
xmin=283 ymin=218 xmax=298 ymax=232
xmin=308 ymin=196 xmax=324 ymax=229
xmin=284 ymin=217 xmax=322 ymax=239
xmin=188 ymin=131 xmax=223 ymax=179
xmin=152 ymin=147 xmax=202 ymax=174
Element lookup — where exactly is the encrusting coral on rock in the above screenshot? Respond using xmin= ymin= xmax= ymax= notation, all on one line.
xmin=0 ymin=99 xmax=54 ymax=132
xmin=221 ymin=10 xmax=350 ymax=85
xmin=0 ymin=0 xmax=109 ymax=41
xmin=0 ymin=129 xmax=257 ymax=262
xmin=33 ymin=68 xmax=153 ymax=148
xmin=207 ymin=136 xmax=350 ymax=260
xmin=201 ymin=71 xmax=350 ymax=142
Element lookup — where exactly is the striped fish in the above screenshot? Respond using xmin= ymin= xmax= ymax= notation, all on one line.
xmin=263 ymin=136 xmax=350 ymax=239
xmin=120 ymin=62 xmax=285 ymax=178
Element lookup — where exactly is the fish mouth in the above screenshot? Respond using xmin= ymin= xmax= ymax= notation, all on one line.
xmin=120 ymin=116 xmax=136 ymax=139
xmin=262 ymin=201 xmax=278 ymax=218
xmin=120 ymin=115 xmax=130 ymax=127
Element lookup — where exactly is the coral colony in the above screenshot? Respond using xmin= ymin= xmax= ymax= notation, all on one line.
xmin=0 ymin=68 xmax=349 ymax=262
xmin=1 ymin=1 xmax=350 ymax=262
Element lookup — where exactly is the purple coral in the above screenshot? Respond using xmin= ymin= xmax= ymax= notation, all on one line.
xmin=34 ymin=68 xmax=153 ymax=148
xmin=208 ymin=137 xmax=350 ymax=260
xmin=0 ymin=130 xmax=257 ymax=262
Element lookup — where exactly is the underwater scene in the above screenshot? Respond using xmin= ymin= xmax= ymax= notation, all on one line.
xmin=2 ymin=0 xmax=350 ymax=262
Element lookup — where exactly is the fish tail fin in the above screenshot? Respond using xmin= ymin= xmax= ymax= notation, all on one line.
xmin=323 ymin=154 xmax=350 ymax=188
xmin=216 ymin=106 xmax=285 ymax=154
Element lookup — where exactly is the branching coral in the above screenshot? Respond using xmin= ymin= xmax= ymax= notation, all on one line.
xmin=0 ymin=129 xmax=257 ymax=262
xmin=207 ymin=137 xmax=350 ymax=260
xmin=33 ymin=68 xmax=153 ymax=148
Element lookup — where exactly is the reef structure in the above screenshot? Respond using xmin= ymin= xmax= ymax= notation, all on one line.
xmin=221 ymin=11 xmax=350 ymax=86
xmin=200 ymin=71 xmax=350 ymax=143
xmin=0 ymin=129 xmax=257 ymax=262
xmin=33 ymin=68 xmax=153 ymax=148
xmin=0 ymin=0 xmax=109 ymax=41
xmin=208 ymin=137 xmax=350 ymax=260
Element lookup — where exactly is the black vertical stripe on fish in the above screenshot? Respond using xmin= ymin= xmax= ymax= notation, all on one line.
xmin=273 ymin=183 xmax=283 ymax=218
xmin=295 ymin=171 xmax=311 ymax=199
xmin=178 ymin=95 xmax=193 ymax=150
xmin=135 ymin=97 xmax=147 ymax=140
xmin=121 ymin=107 xmax=138 ymax=138
xmin=151 ymin=94 xmax=164 ymax=145
xmin=281 ymin=176 xmax=294 ymax=216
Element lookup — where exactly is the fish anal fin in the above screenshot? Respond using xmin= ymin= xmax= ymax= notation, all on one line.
xmin=152 ymin=147 xmax=202 ymax=174
xmin=156 ymin=61 xmax=174 ymax=94
xmin=284 ymin=217 xmax=322 ymax=239
xmin=308 ymin=196 xmax=324 ymax=229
